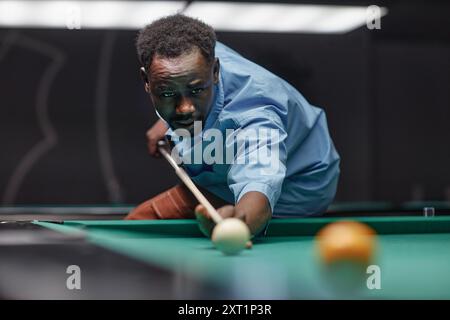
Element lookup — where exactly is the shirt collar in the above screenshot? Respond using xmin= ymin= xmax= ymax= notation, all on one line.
xmin=204 ymin=71 xmax=225 ymax=130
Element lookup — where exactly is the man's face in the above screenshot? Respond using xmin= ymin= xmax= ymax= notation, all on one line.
xmin=143 ymin=47 xmax=219 ymax=133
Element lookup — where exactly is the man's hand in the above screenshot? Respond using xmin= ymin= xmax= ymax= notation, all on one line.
xmin=195 ymin=205 xmax=235 ymax=238
xmin=146 ymin=119 xmax=168 ymax=157
xmin=195 ymin=191 xmax=271 ymax=238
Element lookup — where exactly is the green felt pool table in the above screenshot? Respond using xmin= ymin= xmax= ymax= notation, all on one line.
xmin=30 ymin=216 xmax=450 ymax=299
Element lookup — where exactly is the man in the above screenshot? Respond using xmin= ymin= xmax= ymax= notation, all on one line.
xmin=125 ymin=14 xmax=340 ymax=237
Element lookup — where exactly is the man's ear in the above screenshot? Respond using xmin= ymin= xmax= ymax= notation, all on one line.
xmin=213 ymin=58 xmax=220 ymax=84
xmin=140 ymin=67 xmax=150 ymax=93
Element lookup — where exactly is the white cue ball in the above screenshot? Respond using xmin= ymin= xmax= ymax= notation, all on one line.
xmin=212 ymin=218 xmax=250 ymax=255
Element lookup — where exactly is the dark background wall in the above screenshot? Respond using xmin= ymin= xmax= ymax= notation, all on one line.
xmin=0 ymin=1 xmax=449 ymax=206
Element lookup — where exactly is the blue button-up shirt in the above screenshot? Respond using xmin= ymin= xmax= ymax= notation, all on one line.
xmin=165 ymin=42 xmax=340 ymax=217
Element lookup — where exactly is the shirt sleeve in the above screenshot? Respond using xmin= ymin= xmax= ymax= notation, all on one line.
xmin=226 ymin=107 xmax=287 ymax=214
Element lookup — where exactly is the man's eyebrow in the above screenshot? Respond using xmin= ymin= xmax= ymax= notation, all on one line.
xmin=187 ymin=79 xmax=207 ymax=87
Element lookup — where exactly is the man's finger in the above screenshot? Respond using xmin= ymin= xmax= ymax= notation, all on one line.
xmin=148 ymin=140 xmax=163 ymax=157
xmin=195 ymin=204 xmax=215 ymax=238
xmin=195 ymin=204 xmax=210 ymax=219
xmin=217 ymin=205 xmax=236 ymax=219
xmin=148 ymin=142 xmax=155 ymax=155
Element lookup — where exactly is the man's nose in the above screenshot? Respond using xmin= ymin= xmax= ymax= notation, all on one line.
xmin=176 ymin=96 xmax=195 ymax=114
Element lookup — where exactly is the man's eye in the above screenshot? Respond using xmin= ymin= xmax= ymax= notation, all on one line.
xmin=160 ymin=92 xmax=175 ymax=98
xmin=191 ymin=88 xmax=204 ymax=95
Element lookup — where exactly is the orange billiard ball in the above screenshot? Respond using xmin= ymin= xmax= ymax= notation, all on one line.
xmin=316 ymin=220 xmax=376 ymax=265
xmin=315 ymin=220 xmax=377 ymax=295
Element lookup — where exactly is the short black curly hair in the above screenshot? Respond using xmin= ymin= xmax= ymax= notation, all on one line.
xmin=136 ymin=14 xmax=217 ymax=71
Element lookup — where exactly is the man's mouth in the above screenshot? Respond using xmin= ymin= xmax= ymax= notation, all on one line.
xmin=175 ymin=119 xmax=195 ymax=126
xmin=173 ymin=118 xmax=197 ymax=129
